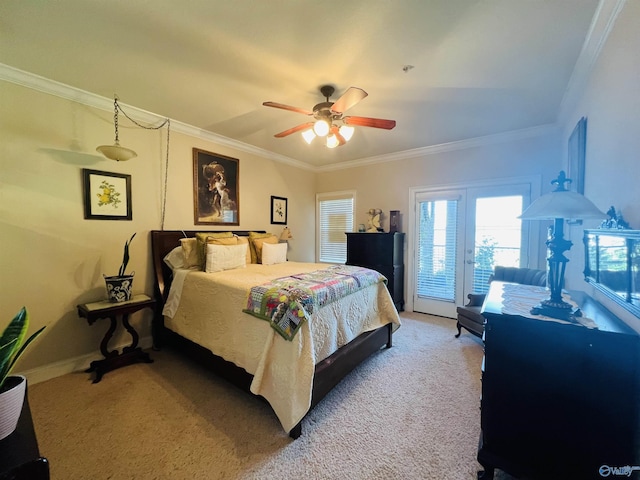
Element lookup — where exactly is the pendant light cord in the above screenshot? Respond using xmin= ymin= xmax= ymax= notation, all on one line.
xmin=161 ymin=120 xmax=170 ymax=231
xmin=114 ymin=97 xmax=171 ymax=230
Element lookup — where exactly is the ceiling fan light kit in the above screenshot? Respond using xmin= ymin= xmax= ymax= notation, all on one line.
xmin=313 ymin=119 xmax=330 ymax=137
xmin=339 ymin=125 xmax=355 ymax=141
xmin=301 ymin=129 xmax=316 ymax=144
xmin=263 ymin=85 xmax=396 ymax=148
xmin=326 ymin=134 xmax=339 ymax=149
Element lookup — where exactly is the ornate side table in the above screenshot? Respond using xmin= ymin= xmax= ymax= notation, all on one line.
xmin=77 ymin=294 xmax=155 ymax=383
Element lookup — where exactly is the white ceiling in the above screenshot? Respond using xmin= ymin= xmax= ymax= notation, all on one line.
xmin=0 ymin=0 xmax=602 ymax=168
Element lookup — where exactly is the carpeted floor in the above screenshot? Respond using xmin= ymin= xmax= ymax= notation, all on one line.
xmin=28 ymin=312 xmax=515 ymax=479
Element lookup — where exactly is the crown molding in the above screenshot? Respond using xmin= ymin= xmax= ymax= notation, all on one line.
xmin=317 ymin=124 xmax=559 ymax=172
xmin=557 ymin=0 xmax=626 ymax=125
xmin=0 ymin=63 xmax=314 ymax=171
xmin=0 ymin=62 xmax=559 ymax=174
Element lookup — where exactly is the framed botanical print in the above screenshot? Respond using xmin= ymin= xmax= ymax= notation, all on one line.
xmin=271 ymin=196 xmax=287 ymax=225
xmin=193 ymin=148 xmax=239 ymax=225
xmin=82 ymin=169 xmax=132 ymax=220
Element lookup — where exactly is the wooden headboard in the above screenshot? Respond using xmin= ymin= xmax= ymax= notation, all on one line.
xmin=150 ymin=230 xmax=265 ymax=307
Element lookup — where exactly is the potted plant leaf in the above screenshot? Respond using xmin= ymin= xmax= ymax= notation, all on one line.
xmin=0 ymin=307 xmax=45 ymax=440
xmin=104 ymin=233 xmax=136 ymax=303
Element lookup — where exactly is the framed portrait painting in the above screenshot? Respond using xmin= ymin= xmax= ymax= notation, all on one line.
xmin=567 ymin=117 xmax=587 ymax=194
xmin=271 ymin=196 xmax=287 ymax=225
xmin=193 ymin=148 xmax=239 ymax=225
xmin=82 ymin=169 xmax=132 ymax=220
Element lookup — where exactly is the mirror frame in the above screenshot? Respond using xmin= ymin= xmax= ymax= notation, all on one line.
xmin=583 ymin=229 xmax=640 ymax=318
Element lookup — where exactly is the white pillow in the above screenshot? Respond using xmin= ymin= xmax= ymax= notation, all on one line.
xmin=261 ymin=242 xmax=288 ymax=265
xmin=205 ymin=243 xmax=247 ymax=273
xmin=163 ymin=246 xmax=185 ymax=270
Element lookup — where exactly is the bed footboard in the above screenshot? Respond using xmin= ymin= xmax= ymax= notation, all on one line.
xmin=157 ymin=321 xmax=393 ymax=439
xmin=289 ymin=322 xmax=393 ymax=438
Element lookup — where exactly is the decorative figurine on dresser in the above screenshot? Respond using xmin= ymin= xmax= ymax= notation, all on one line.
xmin=346 ymin=230 xmax=404 ymax=311
xmin=366 ymin=209 xmax=383 ymax=232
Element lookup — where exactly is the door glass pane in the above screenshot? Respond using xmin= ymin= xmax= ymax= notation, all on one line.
xmin=473 ymin=195 xmax=523 ymax=293
xmin=417 ymin=199 xmax=458 ymax=302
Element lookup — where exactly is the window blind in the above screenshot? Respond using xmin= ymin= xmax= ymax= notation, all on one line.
xmin=317 ymin=192 xmax=354 ymax=263
xmin=416 ymin=199 xmax=458 ymax=302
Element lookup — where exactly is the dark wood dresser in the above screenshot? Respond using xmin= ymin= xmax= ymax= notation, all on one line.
xmin=345 ymin=232 xmax=404 ymax=311
xmin=478 ymin=281 xmax=640 ymax=480
xmin=0 ymin=393 xmax=49 ymax=480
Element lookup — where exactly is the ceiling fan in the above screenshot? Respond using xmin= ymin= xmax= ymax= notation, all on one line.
xmin=263 ymin=85 xmax=396 ymax=148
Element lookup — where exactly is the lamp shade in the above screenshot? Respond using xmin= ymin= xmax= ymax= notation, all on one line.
xmin=280 ymin=227 xmax=293 ymax=240
xmin=519 ymin=171 xmax=604 ymax=220
xmin=519 ymin=190 xmax=604 ymax=220
xmin=339 ymin=125 xmax=355 ymax=141
xmin=326 ymin=134 xmax=339 ymax=149
xmin=313 ymin=119 xmax=330 ymax=137
xmin=96 ymin=143 xmax=137 ymax=162
xmin=301 ymin=129 xmax=316 ymax=144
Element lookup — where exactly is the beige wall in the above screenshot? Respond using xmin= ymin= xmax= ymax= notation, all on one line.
xmin=562 ymin=0 xmax=640 ymax=330
xmin=0 ymin=82 xmax=315 ymax=376
xmin=317 ymin=133 xmax=560 ymax=234
xmin=3 ymin=0 xmax=640 ymax=378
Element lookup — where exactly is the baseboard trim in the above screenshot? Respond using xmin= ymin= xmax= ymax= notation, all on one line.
xmin=16 ymin=335 xmax=154 ymax=385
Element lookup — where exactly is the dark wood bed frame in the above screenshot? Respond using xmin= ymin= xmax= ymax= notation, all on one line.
xmin=150 ymin=230 xmax=393 ymax=438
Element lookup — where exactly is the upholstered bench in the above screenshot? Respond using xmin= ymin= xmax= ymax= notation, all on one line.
xmin=455 ymin=266 xmax=547 ymax=338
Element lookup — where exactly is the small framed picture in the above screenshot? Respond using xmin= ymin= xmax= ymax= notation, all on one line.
xmin=271 ymin=196 xmax=288 ymax=225
xmin=82 ymin=169 xmax=132 ymax=220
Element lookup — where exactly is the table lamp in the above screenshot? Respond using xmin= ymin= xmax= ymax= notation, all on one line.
xmin=519 ymin=171 xmax=604 ymax=321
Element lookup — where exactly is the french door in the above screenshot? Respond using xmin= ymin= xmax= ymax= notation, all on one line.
xmin=411 ymin=182 xmax=534 ymax=318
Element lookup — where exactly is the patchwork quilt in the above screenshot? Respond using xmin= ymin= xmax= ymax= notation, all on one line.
xmin=244 ymin=265 xmax=387 ymax=340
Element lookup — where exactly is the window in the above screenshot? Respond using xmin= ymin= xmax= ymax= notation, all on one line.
xmin=316 ymin=191 xmax=355 ymax=263
xmin=416 ymin=198 xmax=459 ymax=302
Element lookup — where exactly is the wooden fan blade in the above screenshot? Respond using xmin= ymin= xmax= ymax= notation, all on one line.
xmin=330 ymin=87 xmax=368 ymax=114
xmin=343 ymin=116 xmax=396 ymax=130
xmin=330 ymin=125 xmax=347 ymax=146
xmin=274 ymin=122 xmax=315 ymax=138
xmin=263 ymin=102 xmax=313 ymax=116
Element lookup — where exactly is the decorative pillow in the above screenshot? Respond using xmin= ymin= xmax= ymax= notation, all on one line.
xmin=235 ymin=236 xmax=252 ymax=265
xmin=207 ymin=237 xmax=238 ymax=245
xmin=163 ymin=246 xmax=185 ymax=270
xmin=261 ymin=242 xmax=288 ymax=265
xmin=205 ymin=243 xmax=248 ymax=273
xmin=179 ymin=238 xmax=199 ymax=268
xmin=248 ymin=232 xmax=274 ymax=264
xmin=195 ymin=232 xmax=234 ymax=269
xmin=252 ymin=235 xmax=279 ymax=264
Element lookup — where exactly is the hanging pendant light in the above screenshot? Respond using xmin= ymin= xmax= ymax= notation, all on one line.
xmin=97 ymin=96 xmax=138 ymax=161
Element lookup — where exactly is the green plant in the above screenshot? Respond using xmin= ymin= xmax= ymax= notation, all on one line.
xmin=118 ymin=232 xmax=136 ymax=276
xmin=0 ymin=307 xmax=45 ymax=390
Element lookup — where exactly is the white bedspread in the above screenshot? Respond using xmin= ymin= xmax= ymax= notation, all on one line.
xmin=162 ymin=262 xmax=401 ymax=433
